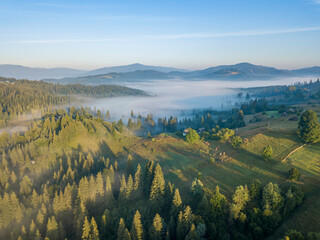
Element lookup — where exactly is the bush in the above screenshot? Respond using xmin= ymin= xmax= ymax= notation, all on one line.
xmin=289 ymin=168 xmax=301 ymax=181
xmin=262 ymin=145 xmax=273 ymax=160
xmin=186 ymin=128 xmax=200 ymax=143
xmin=230 ymin=136 xmax=243 ymax=149
xmin=213 ymin=128 xmax=235 ymax=142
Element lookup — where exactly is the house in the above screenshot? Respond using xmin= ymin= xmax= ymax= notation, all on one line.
xmin=183 ymin=128 xmax=189 ymax=136
xmin=198 ymin=128 xmax=205 ymax=134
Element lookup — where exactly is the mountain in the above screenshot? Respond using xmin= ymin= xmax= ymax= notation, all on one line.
xmin=45 ymin=70 xmax=170 ymax=85
xmin=2 ymin=63 xmax=319 ymax=83
xmin=290 ymin=66 xmax=320 ymax=76
xmin=84 ymin=63 xmax=187 ymax=76
xmin=0 ymin=64 xmax=86 ymax=80
xmin=185 ymin=62 xmax=291 ymax=79
xmin=45 ymin=62 xmax=320 ymax=85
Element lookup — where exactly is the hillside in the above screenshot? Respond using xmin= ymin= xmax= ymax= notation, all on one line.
xmin=0 ymin=77 xmax=146 ymax=127
xmin=0 ymin=102 xmax=319 ymax=239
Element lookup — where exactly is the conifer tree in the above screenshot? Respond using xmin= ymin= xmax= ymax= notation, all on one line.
xmin=230 ymin=185 xmax=250 ymax=221
xmin=126 ymin=154 xmax=134 ymax=176
xmin=96 ymin=172 xmax=105 ymax=197
xmin=105 ymin=176 xmax=114 ymax=202
xmin=150 ymin=164 xmax=165 ymax=209
xmin=126 ymin=175 xmax=134 ymax=199
xmin=46 ymin=216 xmax=59 ymax=240
xmin=131 ymin=210 xmax=143 ymax=240
xmin=171 ymin=188 xmax=182 ymax=217
xmin=117 ymin=218 xmax=131 ymax=240
xmin=298 ymin=110 xmax=320 ymax=143
xmin=177 ymin=206 xmax=194 ymax=240
xmin=91 ymin=217 xmax=100 ymax=240
xmin=133 ymin=164 xmax=142 ymax=192
xmin=82 ymin=216 xmax=91 ymax=240
xmin=119 ymin=174 xmax=127 ymax=200
xmin=34 ymin=229 xmax=42 ymax=240
xmin=149 ymin=214 xmax=164 ymax=240
xmin=185 ymin=224 xmax=200 ymax=240
xmin=29 ymin=220 xmax=37 ymax=239
xmin=143 ymin=160 xmax=154 ymax=196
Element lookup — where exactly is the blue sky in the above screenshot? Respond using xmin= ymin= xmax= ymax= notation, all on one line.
xmin=0 ymin=0 xmax=319 ymax=70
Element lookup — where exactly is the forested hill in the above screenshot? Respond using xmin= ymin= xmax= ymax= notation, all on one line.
xmin=0 ymin=77 xmax=146 ymax=127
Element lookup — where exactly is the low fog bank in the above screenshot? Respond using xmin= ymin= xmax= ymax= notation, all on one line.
xmin=0 ymin=111 xmax=41 ymax=135
xmin=80 ymin=77 xmax=310 ymax=121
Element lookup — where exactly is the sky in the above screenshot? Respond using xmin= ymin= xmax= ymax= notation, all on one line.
xmin=0 ymin=0 xmax=319 ymax=70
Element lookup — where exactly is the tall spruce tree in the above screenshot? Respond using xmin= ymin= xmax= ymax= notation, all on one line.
xmin=150 ymin=164 xmax=165 ymax=208
xmin=171 ymin=188 xmax=182 ymax=217
xmin=117 ymin=218 xmax=131 ymax=240
xmin=149 ymin=214 xmax=164 ymax=240
xmin=131 ymin=210 xmax=143 ymax=240
xmin=298 ymin=110 xmax=320 ymax=143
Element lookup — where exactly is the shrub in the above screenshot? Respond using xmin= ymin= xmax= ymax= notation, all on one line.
xmin=262 ymin=145 xmax=273 ymax=160
xmin=288 ymin=168 xmax=301 ymax=181
xmin=186 ymin=128 xmax=200 ymax=143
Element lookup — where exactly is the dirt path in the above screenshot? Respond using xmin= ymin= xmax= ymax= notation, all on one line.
xmin=281 ymin=143 xmax=307 ymax=162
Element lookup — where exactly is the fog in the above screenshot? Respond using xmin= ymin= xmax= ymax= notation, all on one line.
xmin=0 ymin=111 xmax=41 ymax=135
xmin=0 ymin=77 xmax=313 ymax=135
xmin=80 ymin=77 xmax=310 ymax=121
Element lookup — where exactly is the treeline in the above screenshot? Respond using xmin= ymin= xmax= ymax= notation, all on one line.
xmin=243 ymin=78 xmax=320 ymax=101
xmin=125 ymin=108 xmax=246 ymax=137
xmin=0 ymin=109 xmax=308 ymax=239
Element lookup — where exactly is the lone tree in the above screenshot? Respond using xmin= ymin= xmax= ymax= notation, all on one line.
xmin=298 ymin=110 xmax=320 ymax=143
xmin=262 ymin=145 xmax=273 ymax=160
xmin=185 ymin=128 xmax=200 ymax=143
xmin=230 ymin=136 xmax=243 ymax=149
xmin=288 ymin=167 xmax=301 ymax=181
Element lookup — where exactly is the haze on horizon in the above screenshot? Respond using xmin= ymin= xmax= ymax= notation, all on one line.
xmin=0 ymin=0 xmax=320 ymax=70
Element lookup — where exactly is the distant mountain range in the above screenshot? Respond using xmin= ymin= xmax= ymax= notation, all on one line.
xmin=0 ymin=64 xmax=86 ymax=80
xmin=0 ymin=63 xmax=319 ymax=83
xmin=0 ymin=63 xmax=186 ymax=80
xmin=84 ymin=63 xmax=187 ymax=76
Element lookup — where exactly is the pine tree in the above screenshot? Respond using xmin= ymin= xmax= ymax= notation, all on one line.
xmin=171 ymin=188 xmax=182 ymax=217
xmin=29 ymin=220 xmax=37 ymax=239
xmin=82 ymin=216 xmax=91 ymax=240
xmin=105 ymin=176 xmax=114 ymax=202
xmin=143 ymin=160 xmax=154 ymax=196
xmin=117 ymin=218 xmax=131 ymax=240
xmin=126 ymin=175 xmax=134 ymax=199
xmin=262 ymin=182 xmax=283 ymax=211
xmin=46 ymin=216 xmax=59 ymax=240
xmin=298 ymin=110 xmax=320 ymax=143
xmin=126 ymin=154 xmax=134 ymax=176
xmin=149 ymin=214 xmax=164 ymax=240
xmin=91 ymin=217 xmax=100 ymax=240
xmin=185 ymin=224 xmax=200 ymax=240
xmin=230 ymin=185 xmax=250 ymax=221
xmin=119 ymin=174 xmax=127 ymax=200
xmin=149 ymin=164 xmax=165 ymax=209
xmin=131 ymin=210 xmax=143 ymax=240
xmin=177 ymin=206 xmax=194 ymax=240
xmin=34 ymin=229 xmax=42 ymax=240
xmin=133 ymin=164 xmax=142 ymax=192
xmin=96 ymin=172 xmax=105 ymax=197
